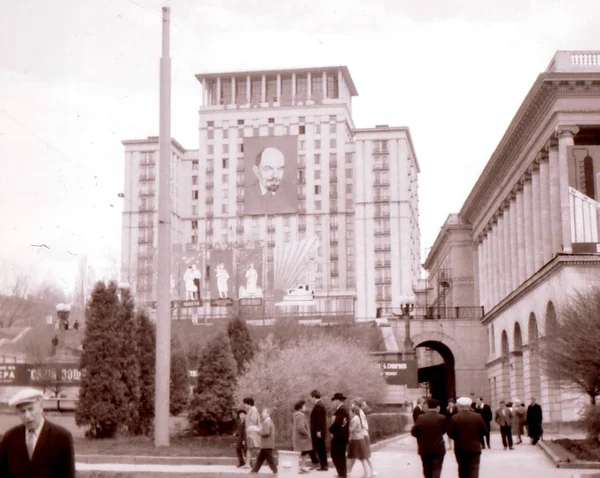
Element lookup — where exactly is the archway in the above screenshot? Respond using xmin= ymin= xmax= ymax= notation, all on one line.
xmin=415 ymin=340 xmax=456 ymax=409
xmin=545 ymin=302 xmax=561 ymax=421
xmin=528 ymin=313 xmax=542 ymax=401
xmin=512 ymin=322 xmax=524 ymax=401
xmin=500 ymin=330 xmax=510 ymax=402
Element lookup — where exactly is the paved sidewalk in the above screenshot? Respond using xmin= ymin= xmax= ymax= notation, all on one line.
xmin=76 ymin=432 xmax=586 ymax=477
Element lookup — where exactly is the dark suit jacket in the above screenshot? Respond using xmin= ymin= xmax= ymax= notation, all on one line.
xmin=244 ymin=181 xmax=297 ymax=215
xmin=411 ymin=411 xmax=446 ymax=456
xmin=0 ymin=420 xmax=76 ymax=478
xmin=310 ymin=400 xmax=327 ymax=437
xmin=329 ymin=404 xmax=350 ymax=442
xmin=474 ymin=403 xmax=493 ymax=424
xmin=494 ymin=407 xmax=512 ymax=427
xmin=412 ymin=405 xmax=424 ymax=424
xmin=447 ymin=410 xmax=487 ymax=454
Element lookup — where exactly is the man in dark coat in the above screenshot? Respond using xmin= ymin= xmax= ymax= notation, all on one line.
xmin=447 ymin=397 xmax=488 ymax=478
xmin=329 ymin=392 xmax=350 ymax=478
xmin=473 ymin=397 xmax=493 ymax=449
xmin=0 ymin=388 xmax=76 ymax=478
xmin=494 ymin=401 xmax=514 ymax=450
xmin=526 ymin=397 xmax=543 ymax=445
xmin=411 ymin=398 xmax=446 ymax=478
xmin=309 ymin=389 xmax=328 ymax=471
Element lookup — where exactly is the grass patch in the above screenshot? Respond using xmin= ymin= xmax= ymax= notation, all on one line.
xmin=554 ymin=438 xmax=600 ymax=462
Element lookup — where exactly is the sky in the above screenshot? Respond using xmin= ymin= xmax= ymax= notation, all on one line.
xmin=1 ymin=0 xmax=600 ymax=295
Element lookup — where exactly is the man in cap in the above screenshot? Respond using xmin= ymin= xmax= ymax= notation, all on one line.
xmin=447 ymin=397 xmax=487 ymax=478
xmin=0 ymin=387 xmax=76 ymax=477
xmin=329 ymin=392 xmax=350 ymax=478
xmin=309 ymin=389 xmax=328 ymax=471
xmin=411 ymin=398 xmax=446 ymax=478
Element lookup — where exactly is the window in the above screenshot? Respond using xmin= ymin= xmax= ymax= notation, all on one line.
xmin=207 ymin=130 xmax=214 ymax=140
xmin=299 ymin=140 xmax=305 ymax=150
xmin=329 ymin=139 xmax=336 ymax=149
xmin=345 ymin=169 xmax=352 ymax=179
xmin=311 ymin=75 xmax=323 ymax=98
xmin=296 ymin=77 xmax=308 ymax=99
xmin=315 ymin=185 xmax=321 ymax=194
xmin=268 ymin=117 xmax=275 ymax=124
xmin=251 ymin=78 xmax=262 ymax=103
xmin=192 ymin=160 xmax=199 ymax=170
xmin=314 ymin=154 xmax=321 ymax=165
xmin=191 ymin=235 xmax=197 ymax=244
xmin=223 ymin=144 xmax=229 ymax=154
xmin=191 ymin=205 xmax=197 ymax=215
xmin=192 ymin=175 xmax=198 ymax=185
xmin=266 ymin=77 xmax=277 ymax=102
xmin=329 ymin=123 xmax=336 ymax=134
xmin=191 ymin=220 xmax=198 ymax=230
xmin=314 ymin=139 xmax=321 ymax=149
xmin=345 ymin=184 xmax=353 ymax=194
xmin=207 ymin=121 xmax=214 ymax=127
xmin=346 ymin=198 xmax=353 ymax=210
xmin=299 ymin=116 xmax=306 ymax=123
xmin=238 ymin=143 xmax=244 ymax=153
xmin=222 ymin=189 xmax=229 ymax=199
xmin=315 ymin=200 xmax=322 ymax=210
xmin=330 ymin=153 xmax=337 ymax=164
xmin=223 ymin=129 xmax=229 ymax=139
xmin=222 ymin=204 xmax=228 ymax=214
xmin=346 ymin=229 xmax=354 ymax=240
xmin=327 ymin=74 xmax=338 ymax=98
xmin=207 ymin=145 xmax=214 ymax=155
xmin=299 ymin=125 xmax=305 ymax=135
xmin=315 ymin=124 xmax=321 ymax=135
xmin=222 ymin=158 xmax=229 ymax=169
xmin=315 ymin=216 xmax=322 ymax=225
xmin=315 ymin=170 xmax=321 ymax=180
xmin=238 ymin=119 xmax=244 ymax=125
xmin=345 ymin=153 xmax=353 ymax=164
xmin=329 ymin=115 xmax=336 ymax=122
xmin=192 ymin=190 xmax=199 ymax=200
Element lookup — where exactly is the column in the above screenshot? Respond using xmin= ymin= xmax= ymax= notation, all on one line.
xmin=216 ymin=77 xmax=221 ymax=105
xmin=503 ymin=201 xmax=513 ymax=294
xmin=547 ymin=139 xmax=561 ymax=254
xmin=509 ymin=192 xmax=519 ymax=290
xmin=478 ymin=236 xmax=487 ymax=308
xmin=276 ymin=73 xmax=281 ymax=103
xmin=539 ymin=152 xmax=552 ymax=262
xmin=492 ymin=221 xmax=500 ymax=305
xmin=322 ymin=71 xmax=327 ymax=99
xmin=531 ymin=162 xmax=543 ymax=271
xmin=486 ymin=230 xmax=494 ymax=309
xmin=555 ymin=125 xmax=579 ymax=253
xmin=497 ymin=213 xmax=506 ymax=298
xmin=523 ymin=173 xmax=534 ymax=279
xmin=515 ymin=183 xmax=526 ymax=285
xmin=307 ymin=72 xmax=312 ymax=100
xmin=261 ymin=74 xmax=266 ymax=103
xmin=246 ymin=75 xmax=251 ymax=104
xmin=231 ymin=76 xmax=236 ymax=105
xmin=202 ymin=83 xmax=207 ymax=106
xmin=292 ymin=73 xmax=296 ymax=102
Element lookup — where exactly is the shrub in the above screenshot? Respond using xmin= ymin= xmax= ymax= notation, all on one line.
xmin=227 ymin=317 xmax=256 ymax=374
xmin=188 ymin=332 xmax=237 ymax=435
xmin=367 ymin=413 xmax=410 ymax=443
xmin=170 ymin=334 xmax=190 ymax=416
xmin=132 ymin=309 xmax=155 ymax=435
xmin=581 ymin=405 xmax=600 ymax=442
xmin=235 ymin=334 xmax=387 ymax=445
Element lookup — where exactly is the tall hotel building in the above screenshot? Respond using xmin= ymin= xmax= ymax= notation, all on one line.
xmin=121 ymin=67 xmax=420 ymax=320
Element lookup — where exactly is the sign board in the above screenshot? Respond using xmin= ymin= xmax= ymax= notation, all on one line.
xmin=378 ymin=360 xmax=418 ymax=387
xmin=0 ymin=363 xmax=81 ymax=387
xmin=176 ymin=299 xmax=203 ymax=308
xmin=210 ymin=298 xmax=234 ymax=307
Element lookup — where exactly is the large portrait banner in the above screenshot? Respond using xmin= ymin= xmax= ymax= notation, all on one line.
xmin=243 ymin=135 xmax=298 ymax=215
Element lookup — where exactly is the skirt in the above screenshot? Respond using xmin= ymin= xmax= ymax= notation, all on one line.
xmin=347 ymin=438 xmax=368 ymax=460
xmin=363 ymin=435 xmax=372 ymax=459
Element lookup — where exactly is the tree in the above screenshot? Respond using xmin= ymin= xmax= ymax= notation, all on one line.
xmin=170 ymin=334 xmax=190 ymax=416
xmin=132 ymin=308 xmax=156 ymax=436
xmin=188 ymin=331 xmax=237 ymax=435
xmin=227 ymin=317 xmax=256 ymax=374
xmin=76 ymin=281 xmax=129 ymax=438
xmin=236 ymin=334 xmax=387 ymax=445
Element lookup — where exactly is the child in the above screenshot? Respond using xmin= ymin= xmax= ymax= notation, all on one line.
xmin=235 ymin=409 xmax=247 ymax=468
xmin=250 ymin=408 xmax=278 ymax=474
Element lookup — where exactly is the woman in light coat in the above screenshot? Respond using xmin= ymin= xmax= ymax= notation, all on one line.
xmin=292 ymin=400 xmax=314 ymax=474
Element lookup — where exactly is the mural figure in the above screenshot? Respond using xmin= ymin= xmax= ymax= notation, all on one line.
xmin=192 ymin=264 xmax=202 ymax=299
xmin=216 ymin=263 xmax=230 ymax=299
xmin=245 ymin=263 xmax=258 ymax=296
xmin=183 ymin=266 xmax=196 ymax=300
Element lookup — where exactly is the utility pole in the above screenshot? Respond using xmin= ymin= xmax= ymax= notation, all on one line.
xmin=155 ymin=5 xmax=172 ymax=447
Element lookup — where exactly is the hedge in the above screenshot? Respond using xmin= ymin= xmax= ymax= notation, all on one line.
xmin=367 ymin=413 xmax=410 ymax=443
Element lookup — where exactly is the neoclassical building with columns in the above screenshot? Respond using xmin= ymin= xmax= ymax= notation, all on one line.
xmin=424 ymin=51 xmax=600 ymax=426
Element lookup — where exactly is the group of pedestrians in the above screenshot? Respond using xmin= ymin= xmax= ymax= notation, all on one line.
xmin=411 ymin=395 xmax=545 ymax=478
xmin=235 ymin=390 xmax=377 ymax=478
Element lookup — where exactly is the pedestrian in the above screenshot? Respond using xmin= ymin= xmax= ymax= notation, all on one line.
xmin=447 ymin=396 xmax=487 ymax=478
xmin=243 ymin=397 xmax=261 ymax=469
xmin=234 ymin=409 xmax=247 ymax=468
xmin=513 ymin=401 xmax=526 ymax=444
xmin=411 ymin=398 xmax=446 ymax=478
xmin=292 ymin=400 xmax=317 ymax=474
xmin=329 ymin=392 xmax=351 ymax=478
xmin=445 ymin=398 xmax=458 ymax=450
xmin=413 ymin=398 xmax=425 ymax=424
xmin=309 ymin=389 xmax=329 ymax=471
xmin=356 ymin=398 xmax=377 ymax=476
xmin=250 ymin=407 xmax=278 ymax=474
xmin=526 ymin=397 xmax=543 ymax=445
xmin=473 ymin=396 xmax=493 ymax=449
xmin=347 ymin=401 xmax=372 ymax=478
xmin=0 ymin=388 xmax=76 ymax=478
xmin=494 ymin=400 xmax=514 ymax=450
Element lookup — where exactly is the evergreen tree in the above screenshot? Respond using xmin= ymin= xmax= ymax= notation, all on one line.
xmin=132 ymin=308 xmax=156 ymax=436
xmin=170 ymin=334 xmax=190 ymax=416
xmin=76 ymin=281 xmax=128 ymax=438
xmin=227 ymin=317 xmax=256 ymax=375
xmin=188 ymin=331 xmax=237 ymax=435
xmin=118 ymin=286 xmax=141 ymax=433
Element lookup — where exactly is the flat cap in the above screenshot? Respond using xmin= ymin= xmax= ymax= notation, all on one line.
xmin=8 ymin=388 xmax=43 ymax=407
xmin=456 ymin=396 xmax=472 ymax=407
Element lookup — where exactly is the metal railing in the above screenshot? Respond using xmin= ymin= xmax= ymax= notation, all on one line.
xmin=385 ymin=306 xmax=484 ymax=320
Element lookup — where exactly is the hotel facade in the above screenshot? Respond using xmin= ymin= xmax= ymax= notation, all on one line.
xmin=121 ymin=66 xmax=421 ymax=321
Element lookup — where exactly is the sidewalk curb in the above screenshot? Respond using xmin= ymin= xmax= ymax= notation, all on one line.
xmin=370 ymin=432 xmax=408 ymax=452
xmin=77 ymin=454 xmax=237 ymax=465
xmin=538 ymin=440 xmax=600 ymax=470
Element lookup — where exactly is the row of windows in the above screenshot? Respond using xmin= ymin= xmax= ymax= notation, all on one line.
xmin=206 ymin=122 xmax=338 ymax=139
xmin=206 ymin=115 xmax=338 ymax=129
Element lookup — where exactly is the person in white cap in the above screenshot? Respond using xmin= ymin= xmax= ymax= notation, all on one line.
xmin=447 ymin=397 xmax=488 ymax=478
xmin=0 ymin=387 xmax=75 ymax=477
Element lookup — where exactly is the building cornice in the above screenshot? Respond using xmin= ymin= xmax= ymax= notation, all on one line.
xmin=122 ymin=137 xmax=187 ymax=154
xmin=423 ymin=216 xmax=472 ymax=270
xmin=354 ymin=126 xmax=419 ymax=172
xmin=481 ymin=253 xmax=600 ymax=325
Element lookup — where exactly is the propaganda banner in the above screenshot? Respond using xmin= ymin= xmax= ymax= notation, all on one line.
xmin=0 ymin=363 xmax=81 ymax=387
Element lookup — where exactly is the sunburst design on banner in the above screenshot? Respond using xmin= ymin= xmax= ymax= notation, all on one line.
xmin=273 ymin=236 xmax=319 ymax=293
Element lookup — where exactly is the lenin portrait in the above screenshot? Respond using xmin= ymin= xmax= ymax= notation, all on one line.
xmin=243 ymin=136 xmax=298 ymax=215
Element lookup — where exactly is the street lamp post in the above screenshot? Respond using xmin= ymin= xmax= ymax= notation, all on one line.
xmin=395 ymin=294 xmax=416 ymax=361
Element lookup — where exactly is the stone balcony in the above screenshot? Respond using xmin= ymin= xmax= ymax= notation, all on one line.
xmin=546 ymin=51 xmax=600 ymax=72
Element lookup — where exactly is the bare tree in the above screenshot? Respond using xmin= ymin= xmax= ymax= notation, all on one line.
xmin=0 ymin=274 xmax=33 ymax=327
xmin=542 ymin=286 xmax=600 ymax=406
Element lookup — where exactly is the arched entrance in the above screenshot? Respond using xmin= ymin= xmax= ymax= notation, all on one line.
xmin=415 ymin=340 xmax=456 ymax=409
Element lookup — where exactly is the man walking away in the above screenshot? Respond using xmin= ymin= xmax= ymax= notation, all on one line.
xmin=309 ymin=389 xmax=329 ymax=471
xmin=411 ymin=398 xmax=446 ymax=478
xmin=494 ymin=401 xmax=514 ymax=450
xmin=473 ymin=397 xmax=493 ymax=449
xmin=329 ymin=392 xmax=350 ymax=478
xmin=447 ymin=397 xmax=487 ymax=478
xmin=526 ymin=397 xmax=543 ymax=445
